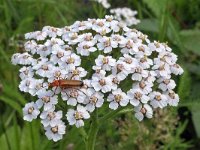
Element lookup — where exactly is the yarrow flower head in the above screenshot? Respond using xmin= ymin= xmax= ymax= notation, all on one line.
xmin=94 ymin=0 xmax=111 ymax=9
xmin=110 ymin=7 xmax=140 ymax=26
xmin=11 ymin=15 xmax=183 ymax=141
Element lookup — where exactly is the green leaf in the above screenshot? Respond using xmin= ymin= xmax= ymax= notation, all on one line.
xmin=180 ymin=30 xmax=200 ymax=55
xmin=0 ymin=96 xmax=22 ymax=116
xmin=178 ymin=69 xmax=191 ymax=101
xmin=136 ymin=19 xmax=159 ymax=33
xmin=185 ymin=63 xmax=200 ymax=76
xmin=2 ymin=83 xmax=26 ymax=105
xmin=191 ymin=105 xmax=200 ymax=138
xmin=167 ymin=17 xmax=184 ymax=53
xmin=0 ymin=125 xmax=21 ymax=150
xmin=142 ymin=0 xmax=168 ymax=17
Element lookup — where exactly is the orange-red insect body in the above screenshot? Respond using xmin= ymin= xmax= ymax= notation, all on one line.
xmin=49 ymin=80 xmax=83 ymax=89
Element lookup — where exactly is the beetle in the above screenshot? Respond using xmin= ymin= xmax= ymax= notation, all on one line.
xmin=48 ymin=79 xmax=84 ymax=89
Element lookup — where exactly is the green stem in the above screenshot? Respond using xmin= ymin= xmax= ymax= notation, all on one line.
xmin=0 ymin=115 xmax=11 ymax=150
xmin=84 ymin=106 xmax=133 ymax=150
xmin=99 ymin=106 xmax=133 ymax=122
xmin=86 ymin=109 xmax=99 ymax=150
xmin=79 ymin=127 xmax=88 ymax=144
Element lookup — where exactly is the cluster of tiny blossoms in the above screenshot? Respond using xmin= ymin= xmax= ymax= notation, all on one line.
xmin=110 ymin=7 xmax=140 ymax=26
xmin=93 ymin=0 xmax=140 ymax=27
xmin=94 ymin=0 xmax=111 ymax=9
xmin=11 ymin=16 xmax=183 ymax=142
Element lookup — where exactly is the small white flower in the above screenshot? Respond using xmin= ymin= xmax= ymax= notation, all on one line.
xmin=171 ymin=64 xmax=184 ymax=75
xmin=11 ymin=53 xmax=21 ymax=65
xmin=78 ymin=33 xmax=97 ymax=44
xmin=97 ymin=36 xmax=118 ymax=53
xmin=25 ymin=31 xmax=47 ymax=41
xmin=108 ymin=89 xmax=129 ymax=110
xmin=132 ymin=80 xmax=153 ymax=94
xmin=66 ymin=105 xmax=90 ymax=128
xmin=77 ymin=42 xmax=97 ymax=56
xmin=110 ymin=7 xmax=140 ymax=26
xmin=105 ymin=16 xmax=121 ymax=32
xmin=112 ymin=60 xmax=130 ymax=80
xmin=42 ymin=26 xmax=63 ymax=38
xmin=92 ymin=19 xmax=110 ymax=34
xmin=148 ymin=41 xmax=165 ymax=53
xmin=61 ymin=89 xmax=86 ymax=106
xmin=157 ymin=78 xmax=176 ymax=91
xmin=24 ymin=40 xmax=38 ymax=54
xmin=119 ymin=54 xmax=137 ymax=68
xmin=36 ymin=90 xmax=58 ymax=110
xmin=48 ymin=67 xmax=68 ymax=83
xmin=95 ymin=55 xmax=116 ymax=71
xmin=152 ymin=59 xmax=171 ymax=78
xmin=68 ymin=67 xmax=87 ymax=80
xmin=35 ymin=31 xmax=47 ymax=41
xmin=158 ymin=51 xmax=177 ymax=65
xmin=45 ymin=38 xmax=64 ymax=48
xmin=40 ymin=106 xmax=62 ymax=127
xmin=149 ymin=91 xmax=168 ymax=108
xmin=84 ymin=88 xmax=104 ymax=112
xmin=50 ymin=44 xmax=71 ymax=64
xmin=71 ymin=21 xmax=90 ymax=32
xmin=64 ymin=32 xmax=80 ymax=45
xmin=127 ymin=88 xmax=149 ymax=106
xmin=60 ymin=53 xmax=81 ymax=70
xmin=19 ymin=66 xmax=34 ymax=80
xmin=137 ymin=56 xmax=153 ymax=69
xmin=165 ymin=90 xmax=179 ymax=106
xmin=29 ymin=79 xmax=48 ymax=96
xmin=94 ymin=0 xmax=111 ymax=9
xmin=19 ymin=78 xmax=33 ymax=93
xmin=33 ymin=60 xmax=53 ymax=78
xmin=134 ymin=104 xmax=153 ymax=121
xmin=144 ymin=71 xmax=157 ymax=83
xmin=136 ymin=44 xmax=152 ymax=57
xmin=36 ymin=44 xmax=51 ymax=57
xmin=25 ymin=32 xmax=36 ymax=40
xmin=91 ymin=70 xmax=112 ymax=93
xmin=120 ymin=39 xmax=138 ymax=54
xmin=131 ymin=66 xmax=148 ymax=81
xmin=44 ymin=120 xmax=66 ymax=142
xmin=23 ymin=102 xmax=40 ymax=122
xmin=107 ymin=74 xmax=121 ymax=90
xmin=17 ymin=52 xmax=34 ymax=65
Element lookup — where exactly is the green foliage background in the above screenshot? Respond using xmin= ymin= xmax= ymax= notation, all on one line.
xmin=0 ymin=0 xmax=200 ymax=149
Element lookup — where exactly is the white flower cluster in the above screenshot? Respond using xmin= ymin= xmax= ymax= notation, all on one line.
xmin=110 ymin=7 xmax=140 ymax=26
xmin=11 ymin=15 xmax=183 ymax=141
xmin=94 ymin=0 xmax=111 ymax=9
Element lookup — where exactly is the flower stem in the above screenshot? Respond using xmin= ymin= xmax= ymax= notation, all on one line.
xmin=86 ymin=109 xmax=99 ymax=150
xmin=99 ymin=106 xmax=133 ymax=122
xmin=85 ymin=106 xmax=133 ymax=150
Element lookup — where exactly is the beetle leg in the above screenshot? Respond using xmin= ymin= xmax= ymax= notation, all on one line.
xmin=73 ymin=87 xmax=87 ymax=96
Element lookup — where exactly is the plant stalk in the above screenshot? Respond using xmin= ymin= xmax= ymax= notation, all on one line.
xmin=86 ymin=109 xmax=99 ymax=150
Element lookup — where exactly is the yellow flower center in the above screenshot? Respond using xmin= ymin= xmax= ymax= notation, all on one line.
xmin=51 ymin=126 xmax=58 ymax=133
xmin=134 ymin=92 xmax=142 ymax=100
xmin=115 ymin=94 xmax=122 ymax=102
xmin=99 ymin=79 xmax=106 ymax=86
xmin=28 ymin=107 xmax=34 ymax=114
xmin=67 ymin=57 xmax=75 ymax=64
xmin=42 ymin=96 xmax=50 ymax=103
xmin=74 ymin=112 xmax=83 ymax=120
xmin=140 ymin=107 xmax=146 ymax=114
xmin=90 ymin=96 xmax=98 ymax=104
xmin=155 ymin=95 xmax=161 ymax=101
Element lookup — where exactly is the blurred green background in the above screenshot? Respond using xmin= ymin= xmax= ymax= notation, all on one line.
xmin=0 ymin=0 xmax=200 ymax=149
